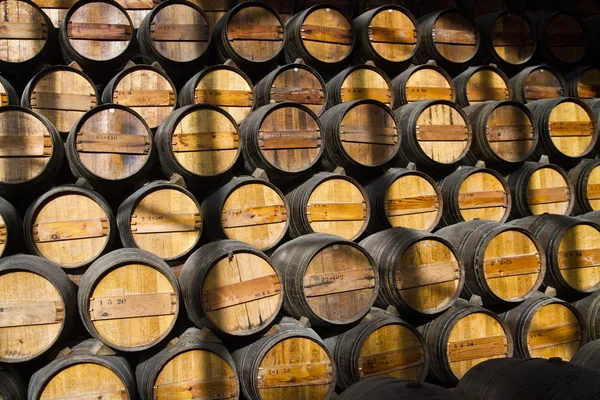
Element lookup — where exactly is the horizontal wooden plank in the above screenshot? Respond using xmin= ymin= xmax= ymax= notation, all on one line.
xmin=577 ymin=84 xmax=600 ymax=99
xmin=131 ymin=212 xmax=201 ymax=234
xmin=270 ymin=87 xmax=324 ymax=105
xmin=257 ymin=362 xmax=333 ymax=389
xmin=486 ymin=125 xmax=535 ymax=142
xmin=340 ymin=87 xmax=391 ymax=103
xmin=227 ymin=24 xmax=283 ymax=41
xmin=448 ymin=335 xmax=508 ymax=362
xmin=76 ymin=133 xmax=150 ymax=155
xmin=52 ymin=390 xmax=128 ymax=400
xmin=587 ymin=183 xmax=600 ymax=200
xmin=558 ymin=248 xmax=600 ymax=270
xmin=416 ymin=125 xmax=468 ymax=141
xmin=549 ymin=121 xmax=594 ymax=137
xmin=221 ymin=205 xmax=287 ymax=228
xmin=484 ymin=253 xmax=542 ymax=279
xmin=0 ymin=22 xmax=46 ymax=40
xmin=154 ymin=376 xmax=237 ymax=400
xmin=467 ymin=87 xmax=509 ymax=102
xmin=432 ymin=28 xmax=477 ymax=45
xmin=113 ymin=90 xmax=174 ymax=107
xmin=406 ymin=87 xmax=453 ymax=101
xmin=172 ymin=131 xmax=239 ymax=152
xmin=258 ymin=130 xmax=321 ymax=150
xmin=0 ymin=301 xmax=62 ymax=328
xmin=339 ymin=131 xmax=397 ymax=146
xmin=33 ymin=0 xmax=77 ymax=9
xmin=150 ymin=23 xmax=210 ymax=42
xmin=384 ymin=196 xmax=440 ymax=217
xmin=0 ymin=136 xmax=52 ymax=157
xmin=491 ymin=32 xmax=535 ymax=46
xmin=67 ymin=22 xmax=133 ymax=41
xmin=301 ymin=24 xmax=353 ymax=45
xmin=396 ymin=262 xmax=460 ymax=290
xmin=359 ymin=345 xmax=424 ymax=377
xmin=527 ymin=186 xmax=570 ymax=205
xmin=458 ymin=190 xmax=508 ymax=210
xmin=89 ymin=292 xmax=176 ymax=321
xmin=547 ymin=32 xmax=585 ymax=47
xmin=368 ymin=26 xmax=417 ymax=44
xmin=32 ymin=218 xmax=109 ymax=243
xmin=527 ymin=322 xmax=581 ymax=350
xmin=307 ymin=202 xmax=367 ymax=222
xmin=194 ymin=89 xmax=253 ymax=107
xmin=524 ymin=85 xmax=564 ymax=100
xmin=202 ymin=275 xmax=281 ymax=311
xmin=31 ymin=91 xmax=95 ymax=112
xmin=303 ymin=268 xmax=376 ymax=297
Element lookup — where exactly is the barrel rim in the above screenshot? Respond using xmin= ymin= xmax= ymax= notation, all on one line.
xmin=423 ymin=8 xmax=481 ymax=65
xmin=391 ymin=62 xmax=457 ymax=107
xmin=577 ymin=158 xmax=600 ymax=212
xmin=456 ymin=64 xmax=513 ymax=106
xmin=524 ymin=163 xmax=575 ymax=216
xmin=538 ymin=10 xmax=590 ymax=65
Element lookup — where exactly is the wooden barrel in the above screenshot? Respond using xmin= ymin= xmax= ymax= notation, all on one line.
xmin=437 ymin=220 xmax=545 ymax=305
xmin=413 ymin=9 xmax=479 ymax=72
xmin=364 ymin=167 xmax=442 ymax=233
xmin=511 ymin=214 xmax=600 ymax=294
xmin=502 ymin=293 xmax=584 ymax=360
xmin=179 ymin=240 xmax=283 ymax=336
xmin=438 ymin=166 xmax=511 ymax=225
xmin=271 ymin=233 xmax=378 ymax=326
xmin=324 ymin=308 xmax=428 ymax=389
xmin=136 ymin=327 xmax=239 ymax=400
xmin=155 ymin=104 xmax=241 ymax=186
xmin=453 ymin=65 xmax=512 ymax=107
xmin=285 ymin=5 xmax=354 ymax=72
xmin=189 ymin=0 xmax=229 ymax=26
xmin=355 ymin=0 xmax=412 ymax=16
xmin=59 ymin=0 xmax=135 ymax=76
xmin=0 ymin=366 xmax=25 ymax=400
xmin=568 ymin=158 xmax=600 ymax=215
xmin=326 ymin=65 xmax=392 ymax=108
xmin=0 ymin=254 xmax=77 ymax=363
xmin=528 ymin=97 xmax=597 ymax=162
xmin=179 ymin=64 xmax=254 ymax=124
xmin=201 ymin=176 xmax=288 ymax=251
xmin=475 ymin=12 xmax=536 ymax=70
xmin=0 ymin=106 xmax=64 ymax=197
xmin=464 ymin=100 xmax=537 ymax=168
xmin=32 ymin=0 xmax=76 ymax=28
xmin=360 ymin=228 xmax=464 ymax=316
xmin=287 ymin=172 xmax=370 ymax=241
xmin=572 ymin=340 xmax=600 ymax=371
xmin=240 ymin=103 xmax=324 ymax=183
xmin=510 ymin=65 xmax=567 ymax=104
xmin=339 ymin=377 xmax=461 ymax=399
xmin=117 ymin=181 xmax=202 ymax=264
xmin=231 ymin=316 xmax=336 ymax=400
xmin=21 ymin=65 xmax=98 ymax=138
xmin=0 ymin=75 xmax=18 ymax=106
xmin=66 ymin=103 xmax=154 ymax=192
xmin=254 ymin=62 xmax=326 ymax=115
xmin=394 ymin=100 xmax=472 ymax=172
xmin=320 ymin=99 xmax=400 ymax=174
xmin=534 ymin=11 xmax=589 ymax=66
xmin=28 ymin=339 xmax=136 ymax=400
xmin=419 ymin=299 xmax=513 ymax=386
xmin=0 ymin=196 xmax=21 ymax=258
xmin=78 ymin=248 xmax=181 ymax=351
xmin=102 ymin=63 xmax=177 ymax=131
xmin=293 ymin=0 xmax=353 ymax=18
xmin=391 ymin=62 xmax=455 ymax=108
xmin=506 ymin=161 xmax=574 ymax=218
xmin=137 ymin=0 xmax=210 ymax=75
xmin=455 ymin=357 xmax=600 ymax=400
xmin=567 ymin=66 xmax=600 ymax=99
xmin=212 ymin=2 xmax=284 ymax=74
xmin=238 ymin=0 xmax=292 ymax=21
xmin=572 ymin=292 xmax=600 ymax=341
xmin=353 ymin=5 xmax=419 ymax=71
xmin=115 ymin=0 xmax=158 ymax=29
xmin=0 ymin=0 xmax=55 ymax=75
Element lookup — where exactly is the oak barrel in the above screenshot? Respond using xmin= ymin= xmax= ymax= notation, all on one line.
xmin=324 ymin=308 xmax=428 ymax=389
xmin=567 ymin=66 xmax=600 ymax=99
xmin=21 ymin=65 xmax=98 ymax=138
xmin=117 ymin=180 xmax=202 ymax=264
xmin=327 ymin=65 xmax=392 ymax=108
xmin=437 ymin=165 xmax=511 ymax=225
xmin=188 ymin=0 xmax=228 ymax=26
xmin=437 ymin=220 xmax=545 ymax=305
xmin=179 ymin=240 xmax=282 ymax=337
xmin=23 ymin=185 xmax=116 ymax=270
xmin=418 ymin=299 xmax=513 ymax=386
xmin=0 ymin=366 xmax=25 ymax=400
xmin=0 ymin=75 xmax=18 ymax=106
xmin=287 ymin=172 xmax=370 ymax=241
xmin=231 ymin=316 xmax=336 ymax=400
xmin=0 ymin=196 xmax=21 ymax=258
xmin=201 ymin=176 xmax=288 ymax=251
xmin=102 ymin=62 xmax=177 ymax=131
xmin=568 ymin=158 xmax=600 ymax=215
xmin=510 ymin=65 xmax=567 ymax=104
xmin=572 ymin=292 xmax=600 ymax=341
xmin=360 ymin=228 xmax=464 ymax=316
xmin=511 ymin=214 xmax=600 ymax=294
xmin=28 ymin=339 xmax=136 ymax=400
xmin=136 ymin=327 xmax=239 ymax=400
xmin=453 ymin=65 xmax=512 ymax=107
xmin=0 ymin=254 xmax=77 ymax=363
xmin=240 ymin=102 xmax=323 ymax=183
xmin=572 ymin=339 xmax=600 ymax=370
xmin=271 ymin=233 xmax=378 ymax=326
xmin=506 ymin=161 xmax=574 ymax=218
xmin=364 ymin=167 xmax=442 ymax=233
xmin=534 ymin=11 xmax=589 ymax=66
xmin=78 ymin=248 xmax=181 ymax=352
xmin=32 ymin=0 xmax=76 ymax=28
xmin=339 ymin=377 xmax=461 ymax=400
xmin=391 ymin=62 xmax=455 ymax=108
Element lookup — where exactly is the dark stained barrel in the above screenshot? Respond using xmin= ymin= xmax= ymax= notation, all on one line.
xmin=326 ymin=65 xmax=393 ymax=108
xmin=0 ymin=366 xmax=25 ymax=400
xmin=567 ymin=66 xmax=600 ymax=99
xmin=568 ymin=158 xmax=600 ymax=215
xmin=339 ymin=377 xmax=461 ymax=399
xmin=453 ymin=65 xmax=512 ymax=107
xmin=460 ymin=0 xmax=512 ymax=18
xmin=572 ymin=339 xmax=600 ymax=370
xmin=533 ymin=11 xmax=589 ymax=67
xmin=572 ymin=291 xmax=600 ymax=341
xmin=510 ymin=65 xmax=567 ymax=104
xmin=0 ymin=196 xmax=21 ymax=258
xmin=0 ymin=76 xmax=20 ymax=106
xmin=391 ymin=62 xmax=455 ymax=108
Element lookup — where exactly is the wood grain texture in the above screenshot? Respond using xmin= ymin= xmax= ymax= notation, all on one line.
xmin=270 ymin=66 xmax=325 ymax=115
xmin=0 ymin=0 xmax=47 ymax=63
xmin=340 ymin=67 xmax=391 ymax=106
xmin=403 ymin=67 xmax=454 ymax=103
xmin=226 ymin=5 xmax=283 ymax=62
xmin=39 ymin=363 xmax=127 ymax=400
xmin=491 ymin=13 xmax=534 ymax=65
xmin=527 ymin=167 xmax=572 ymax=215
xmin=384 ymin=174 xmax=441 ymax=231
xmin=367 ymin=7 xmax=417 ymax=62
xmin=523 ymin=68 xmax=565 ymax=103
xmin=301 ymin=8 xmax=353 ymax=64
xmin=188 ymin=0 xmax=228 ymax=27
xmin=558 ymin=224 xmax=600 ymax=292
xmin=526 ymin=303 xmax=582 ymax=360
xmin=547 ymin=101 xmax=595 ymax=158
xmin=485 ymin=103 xmax=535 ymax=163
xmin=586 ymin=165 xmax=600 ymax=211
xmin=458 ymin=171 xmax=509 ymax=222
xmin=432 ymin=12 xmax=477 ymax=63
xmin=33 ymin=0 xmax=77 ymax=28
xmin=465 ymin=69 xmax=510 ymax=104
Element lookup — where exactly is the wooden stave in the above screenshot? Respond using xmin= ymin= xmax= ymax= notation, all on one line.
xmin=572 ymin=339 xmax=600 ymax=370
xmin=338 ymin=376 xmax=461 ymax=399
xmin=293 ymin=0 xmax=353 ymax=18
xmin=0 ymin=254 xmax=77 ymax=364
xmin=0 ymin=196 xmax=22 ymax=258
xmin=509 ymin=64 xmax=567 ymax=104
xmin=0 ymin=365 xmax=25 ymax=400
xmin=77 ymin=248 xmax=181 ymax=352
xmin=390 ymin=62 xmax=456 ymax=108
xmin=326 ymin=64 xmax=393 ymax=108
xmin=572 ymin=292 xmax=600 ymax=342
xmin=453 ymin=65 xmax=513 ymax=107
xmin=566 ymin=65 xmax=600 ymax=99
xmin=437 ymin=220 xmax=545 ymax=305
xmin=533 ymin=11 xmax=590 ymax=67
xmin=568 ymin=158 xmax=600 ymax=215
xmin=0 ymin=75 xmax=19 ymax=106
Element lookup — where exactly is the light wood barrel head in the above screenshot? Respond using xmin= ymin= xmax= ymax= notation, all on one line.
xmin=0 ymin=215 xmax=5 ymax=256
xmin=257 ymin=337 xmax=334 ymax=400
xmin=28 ymin=68 xmax=97 ymax=134
xmin=112 ymin=67 xmax=176 ymax=129
xmin=358 ymin=323 xmax=426 ymax=381
xmin=525 ymin=302 xmax=582 ymax=361
xmin=188 ymin=0 xmax=228 ymax=27
xmin=130 ymin=189 xmax=201 ymax=261
xmin=65 ymin=2 xmax=133 ymax=62
xmin=340 ymin=68 xmax=392 ymax=106
xmin=39 ymin=363 xmax=128 ymax=400
xmin=577 ymin=68 xmax=600 ymax=99
xmin=432 ymin=12 xmax=477 ymax=63
xmin=404 ymin=67 xmax=454 ymax=102
xmin=306 ymin=178 xmax=369 ymax=240
xmin=485 ymin=104 xmax=535 ymax=163
xmin=271 ymin=66 xmax=325 ymax=115
xmin=545 ymin=13 xmax=586 ymax=64
xmin=458 ymin=171 xmax=509 ymax=223
xmin=465 ymin=70 xmax=510 ymax=104
xmin=153 ymin=349 xmax=238 ymax=399
xmin=558 ymin=224 xmax=600 ymax=292
xmin=585 ymin=165 xmax=600 ymax=211
xmin=193 ymin=68 xmax=253 ymax=123
xmin=482 ymin=230 xmax=543 ymax=302
xmin=32 ymin=0 xmax=77 ymax=28
xmin=526 ymin=167 xmax=572 ymax=215
xmin=396 ymin=239 xmax=461 ymax=314
xmin=301 ymin=7 xmax=353 ymax=64
xmin=0 ymin=0 xmax=48 ymax=64
xmin=523 ymin=68 xmax=565 ymax=102
xmin=221 ymin=182 xmax=287 ymax=250
xmin=0 ymin=110 xmax=53 ymax=185
xmin=150 ymin=3 xmax=210 ymax=63
xmin=384 ymin=173 xmax=441 ymax=231
xmin=447 ymin=312 xmax=510 ymax=380
xmin=0 ymin=271 xmax=64 ymax=362
xmin=89 ymin=263 xmax=178 ymax=350
xmin=368 ymin=7 xmax=418 ymax=63
xmin=226 ymin=5 xmax=283 ymax=62
xmin=547 ymin=100 xmax=595 ymax=158
xmin=0 ymin=81 xmax=11 ymax=107
xmin=491 ymin=13 xmax=534 ymax=65
xmin=116 ymin=0 xmax=158 ymax=29
xmin=202 ymin=252 xmax=281 ymax=336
